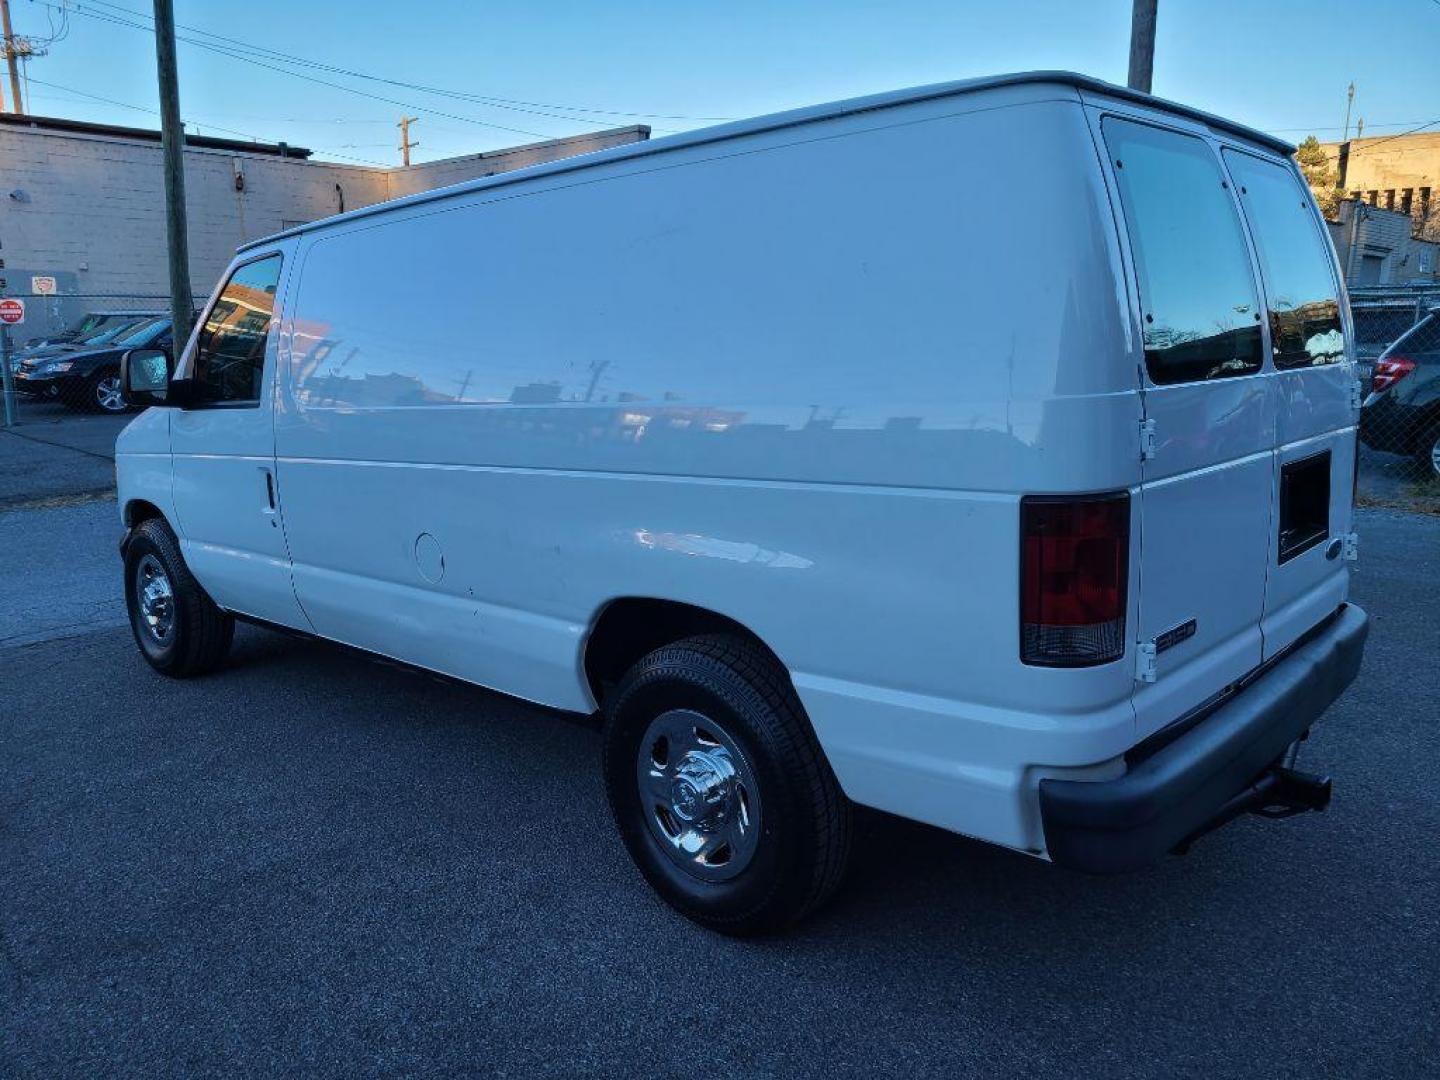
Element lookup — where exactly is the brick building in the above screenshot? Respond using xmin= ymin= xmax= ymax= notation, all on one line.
xmin=1321 ymin=131 xmax=1440 ymax=242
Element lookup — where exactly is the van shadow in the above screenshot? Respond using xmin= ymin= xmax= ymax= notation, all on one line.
xmin=218 ymin=623 xmax=1298 ymax=967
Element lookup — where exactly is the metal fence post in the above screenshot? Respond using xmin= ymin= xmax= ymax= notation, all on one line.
xmin=1 ymin=323 xmax=15 ymax=427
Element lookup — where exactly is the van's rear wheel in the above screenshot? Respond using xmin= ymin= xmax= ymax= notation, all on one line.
xmin=124 ymin=518 xmax=234 ymax=677
xmin=602 ymin=634 xmax=851 ymax=935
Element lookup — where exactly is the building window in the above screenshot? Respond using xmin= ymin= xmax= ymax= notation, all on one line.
xmin=1350 ymin=191 xmax=1362 ymax=202
xmin=1384 ymin=189 xmax=1395 ymax=210
xmin=1401 ymin=189 xmax=1414 ymax=215
xmin=1367 ymin=190 xmax=1379 ymax=206
xmin=1421 ymin=188 xmax=1433 ymax=219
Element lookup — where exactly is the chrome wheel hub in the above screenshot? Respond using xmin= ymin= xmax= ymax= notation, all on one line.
xmin=135 ymin=554 xmax=175 ymax=643
xmin=637 ymin=709 xmax=761 ymax=882
xmin=1430 ymin=437 xmax=1440 ymax=479
xmin=96 ymin=375 xmax=125 ymax=412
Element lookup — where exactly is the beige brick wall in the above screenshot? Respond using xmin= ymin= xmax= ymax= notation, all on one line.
xmin=0 ymin=124 xmax=647 ymax=298
xmin=1322 ymin=132 xmax=1440 ymax=240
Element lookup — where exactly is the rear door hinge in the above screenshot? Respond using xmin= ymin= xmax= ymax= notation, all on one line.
xmin=1343 ymin=532 xmax=1359 ymax=561
xmin=1139 ymin=418 xmax=1158 ymax=461
xmin=1135 ymin=641 xmax=1158 ymax=683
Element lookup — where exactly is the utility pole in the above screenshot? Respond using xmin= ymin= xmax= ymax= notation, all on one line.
xmin=1126 ymin=0 xmax=1158 ymax=94
xmin=153 ymin=0 xmax=194 ymax=348
xmin=1342 ymin=82 xmax=1355 ymax=143
xmin=1 ymin=0 xmax=24 ymax=114
xmin=397 ymin=115 xmax=418 ymax=167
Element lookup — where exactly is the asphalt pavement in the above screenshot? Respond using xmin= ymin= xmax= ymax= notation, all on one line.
xmin=1 ymin=503 xmax=1436 ymax=1078
xmin=0 ymin=400 xmax=128 ymax=507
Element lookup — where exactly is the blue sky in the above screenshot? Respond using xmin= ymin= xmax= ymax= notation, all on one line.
xmin=11 ymin=0 xmax=1439 ymax=166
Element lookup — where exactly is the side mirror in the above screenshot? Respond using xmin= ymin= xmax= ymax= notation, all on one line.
xmin=120 ymin=348 xmax=172 ymax=407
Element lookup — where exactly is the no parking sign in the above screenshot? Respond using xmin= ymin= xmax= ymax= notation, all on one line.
xmin=0 ymin=298 xmax=24 ymax=325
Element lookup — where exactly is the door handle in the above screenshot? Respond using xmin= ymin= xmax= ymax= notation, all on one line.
xmin=260 ymin=467 xmax=277 ymax=519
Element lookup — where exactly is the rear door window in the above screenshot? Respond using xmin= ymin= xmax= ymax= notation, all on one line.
xmin=1103 ymin=118 xmax=1264 ymax=385
xmin=1223 ymin=150 xmax=1345 ymax=369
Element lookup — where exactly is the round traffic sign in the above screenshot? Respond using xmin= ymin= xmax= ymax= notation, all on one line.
xmin=0 ymin=298 xmax=24 ymax=325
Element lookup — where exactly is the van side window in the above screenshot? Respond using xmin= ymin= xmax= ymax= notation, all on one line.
xmin=1103 ymin=119 xmax=1264 ymax=385
xmin=1223 ymin=151 xmax=1345 ymax=369
xmin=191 ymin=254 xmax=283 ymax=404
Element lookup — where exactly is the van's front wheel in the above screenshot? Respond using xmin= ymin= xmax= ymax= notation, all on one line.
xmin=602 ymin=634 xmax=851 ymax=935
xmin=124 ymin=518 xmax=234 ymax=677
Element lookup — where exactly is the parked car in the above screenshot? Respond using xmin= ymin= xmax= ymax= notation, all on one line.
xmin=114 ymin=72 xmax=1367 ymax=934
xmin=1349 ymin=304 xmax=1427 ymax=390
xmin=1360 ymin=308 xmax=1440 ymax=477
xmin=11 ymin=312 xmax=166 ymax=373
xmin=14 ymin=317 xmax=171 ymax=412
xmin=21 ymin=309 xmax=167 ymax=353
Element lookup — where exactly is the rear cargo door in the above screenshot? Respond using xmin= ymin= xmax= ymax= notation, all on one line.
xmin=1100 ymin=117 xmax=1275 ymax=738
xmin=1221 ymin=148 xmax=1355 ymax=659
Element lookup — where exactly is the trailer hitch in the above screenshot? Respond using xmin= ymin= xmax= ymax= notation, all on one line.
xmin=1173 ymin=765 xmax=1332 ymax=856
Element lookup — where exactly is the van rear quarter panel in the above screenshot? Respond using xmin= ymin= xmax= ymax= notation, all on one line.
xmin=272 ymin=88 xmax=1142 ymax=846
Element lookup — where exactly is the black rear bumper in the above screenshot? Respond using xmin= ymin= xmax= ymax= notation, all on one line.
xmin=1039 ymin=604 xmax=1369 ymax=874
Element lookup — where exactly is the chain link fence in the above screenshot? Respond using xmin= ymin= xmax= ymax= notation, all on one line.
xmin=0 ymin=294 xmax=204 ymax=509
xmin=2 ymin=287 xmax=1436 ymax=513
xmin=1352 ymin=285 xmax=1440 ymax=513
xmin=0 ymin=294 xmax=199 ymax=421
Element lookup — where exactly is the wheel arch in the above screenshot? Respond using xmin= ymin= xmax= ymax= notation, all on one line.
xmin=582 ymin=596 xmax=792 ymax=711
xmin=122 ymin=497 xmax=169 ymax=530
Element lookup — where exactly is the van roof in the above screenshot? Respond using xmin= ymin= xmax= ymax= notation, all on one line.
xmin=239 ymin=70 xmax=1292 ymax=253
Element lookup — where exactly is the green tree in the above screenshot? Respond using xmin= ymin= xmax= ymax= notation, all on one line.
xmin=1295 ymin=135 xmax=1340 ymax=218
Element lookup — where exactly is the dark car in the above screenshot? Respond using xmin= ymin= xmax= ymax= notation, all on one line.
xmin=1359 ymin=309 xmax=1440 ymax=478
xmin=20 ymin=309 xmax=167 ymax=353
xmin=12 ymin=317 xmax=173 ymax=413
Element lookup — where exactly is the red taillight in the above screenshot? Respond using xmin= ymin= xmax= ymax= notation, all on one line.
xmin=1371 ymin=355 xmax=1416 ymax=394
xmin=1021 ymin=493 xmax=1129 ymax=667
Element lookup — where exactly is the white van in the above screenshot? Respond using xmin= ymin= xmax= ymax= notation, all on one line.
xmin=116 ymin=72 xmax=1368 ymax=934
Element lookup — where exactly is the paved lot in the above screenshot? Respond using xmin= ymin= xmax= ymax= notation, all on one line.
xmin=1358 ymin=446 xmax=1440 ymax=514
xmin=1 ymin=503 xmax=1436 ymax=1078
xmin=0 ymin=400 xmax=129 ymax=507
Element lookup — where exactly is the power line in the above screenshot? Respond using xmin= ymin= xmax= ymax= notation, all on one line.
xmin=68 ymin=1 xmax=731 ymax=127
xmin=1317 ymin=117 xmax=1440 ymax=164
xmin=48 ymin=3 xmax=556 ymax=140
xmin=23 ymin=74 xmax=390 ymax=165
xmin=1269 ymin=120 xmax=1433 ymax=134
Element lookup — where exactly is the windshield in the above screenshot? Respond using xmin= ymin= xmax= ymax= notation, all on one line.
xmin=1383 ymin=313 xmax=1440 ymax=364
xmin=112 ymin=318 xmax=169 ymax=348
xmin=68 ymin=313 xmax=111 ymax=338
xmin=75 ymin=316 xmax=157 ymax=346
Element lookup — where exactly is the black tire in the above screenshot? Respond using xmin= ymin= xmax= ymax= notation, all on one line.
xmin=123 ymin=518 xmax=235 ymax=677
xmin=1417 ymin=423 xmax=1440 ymax=480
xmin=84 ymin=367 xmax=129 ymax=414
xmin=602 ymin=634 xmax=851 ymax=935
